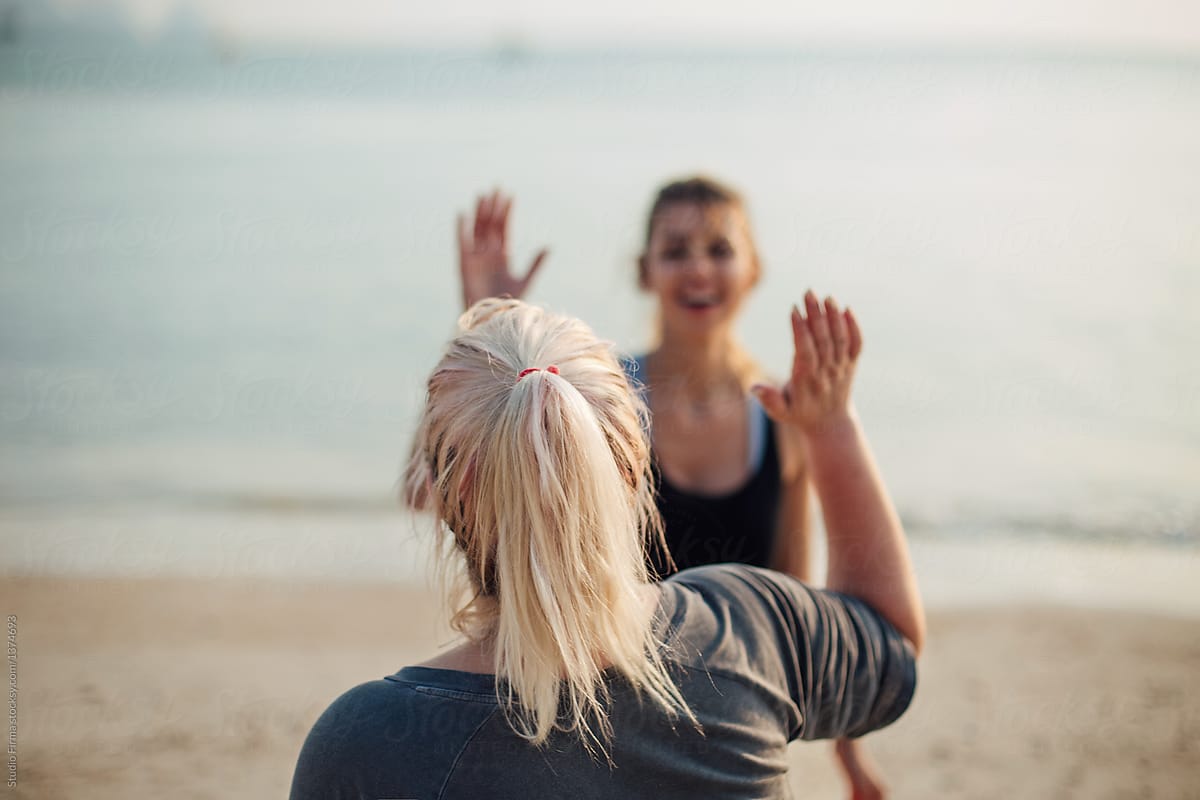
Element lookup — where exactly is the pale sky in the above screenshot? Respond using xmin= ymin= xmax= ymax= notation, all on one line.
xmin=46 ymin=0 xmax=1200 ymax=51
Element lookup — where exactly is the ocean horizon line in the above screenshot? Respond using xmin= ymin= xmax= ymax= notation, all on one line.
xmin=8 ymin=36 xmax=1200 ymax=63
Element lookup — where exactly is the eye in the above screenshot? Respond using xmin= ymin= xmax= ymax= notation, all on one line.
xmin=661 ymin=246 xmax=688 ymax=261
xmin=709 ymin=241 xmax=733 ymax=258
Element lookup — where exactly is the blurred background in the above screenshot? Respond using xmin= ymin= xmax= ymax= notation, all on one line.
xmin=2 ymin=0 xmax=1198 ymax=601
xmin=4 ymin=4 xmax=1200 ymax=799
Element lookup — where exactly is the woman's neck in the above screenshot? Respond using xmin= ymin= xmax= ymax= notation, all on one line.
xmin=647 ymin=333 xmax=756 ymax=401
xmin=417 ymin=583 xmax=665 ymax=675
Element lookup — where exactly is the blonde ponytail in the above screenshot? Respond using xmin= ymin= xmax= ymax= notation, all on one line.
xmin=404 ymin=298 xmax=690 ymax=751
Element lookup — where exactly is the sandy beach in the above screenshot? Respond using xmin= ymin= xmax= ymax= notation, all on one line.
xmin=3 ymin=575 xmax=1198 ymax=800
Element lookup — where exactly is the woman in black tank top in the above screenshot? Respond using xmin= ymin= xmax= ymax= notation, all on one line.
xmin=624 ymin=355 xmax=783 ymax=577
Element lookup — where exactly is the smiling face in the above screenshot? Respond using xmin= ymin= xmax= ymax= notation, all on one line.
xmin=639 ymin=201 xmax=760 ymax=339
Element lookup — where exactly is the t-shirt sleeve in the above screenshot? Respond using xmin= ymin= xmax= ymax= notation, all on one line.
xmin=791 ymin=584 xmax=918 ymax=740
xmin=681 ymin=565 xmax=918 ymax=741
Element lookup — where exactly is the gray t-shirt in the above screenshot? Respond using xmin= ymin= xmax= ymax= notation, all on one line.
xmin=289 ymin=564 xmax=917 ymax=800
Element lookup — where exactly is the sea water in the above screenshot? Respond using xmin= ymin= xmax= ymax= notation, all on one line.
xmin=1 ymin=38 xmax=1198 ymax=586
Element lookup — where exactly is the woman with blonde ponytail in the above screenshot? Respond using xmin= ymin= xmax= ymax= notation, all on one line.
xmin=291 ymin=297 xmax=923 ymax=800
xmin=408 ymin=297 xmax=688 ymax=750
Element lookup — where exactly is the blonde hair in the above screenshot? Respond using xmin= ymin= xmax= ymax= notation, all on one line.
xmin=404 ymin=298 xmax=691 ymax=751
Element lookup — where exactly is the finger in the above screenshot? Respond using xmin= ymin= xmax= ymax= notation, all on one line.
xmin=486 ymin=190 xmax=505 ymax=245
xmin=457 ymin=213 xmax=473 ymax=309
xmin=804 ymin=289 xmax=833 ymax=366
xmin=496 ymin=194 xmax=512 ymax=247
xmin=825 ymin=296 xmax=847 ymax=362
xmin=791 ymin=304 xmax=817 ymax=383
xmin=474 ymin=195 xmax=488 ymax=243
xmin=845 ymin=307 xmax=863 ymax=360
xmin=457 ymin=213 xmax=470 ymax=259
xmin=750 ymin=384 xmax=788 ymax=422
xmin=520 ymin=249 xmax=549 ymax=290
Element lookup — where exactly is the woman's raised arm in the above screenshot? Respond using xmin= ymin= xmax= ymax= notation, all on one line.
xmin=752 ymin=290 xmax=925 ymax=654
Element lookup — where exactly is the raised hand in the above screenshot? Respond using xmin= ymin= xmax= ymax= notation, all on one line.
xmin=457 ymin=189 xmax=549 ymax=310
xmin=752 ymin=289 xmax=862 ymax=432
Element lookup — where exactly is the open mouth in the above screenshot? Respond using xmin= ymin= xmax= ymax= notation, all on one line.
xmin=680 ymin=293 xmax=719 ymax=310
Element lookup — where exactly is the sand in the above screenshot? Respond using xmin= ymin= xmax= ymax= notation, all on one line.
xmin=3 ymin=575 xmax=1198 ymax=800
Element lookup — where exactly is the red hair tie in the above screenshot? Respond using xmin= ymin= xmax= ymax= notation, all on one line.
xmin=518 ymin=365 xmax=559 ymax=380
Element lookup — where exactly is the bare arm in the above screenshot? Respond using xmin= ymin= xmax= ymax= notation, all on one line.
xmin=769 ymin=428 xmax=812 ymax=582
xmin=803 ymin=410 xmax=924 ymax=654
xmin=753 ymin=290 xmax=925 ymax=655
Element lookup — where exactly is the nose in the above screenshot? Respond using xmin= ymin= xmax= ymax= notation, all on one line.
xmin=681 ymin=253 xmax=715 ymax=279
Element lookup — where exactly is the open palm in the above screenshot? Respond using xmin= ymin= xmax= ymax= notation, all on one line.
xmin=753 ymin=289 xmax=862 ymax=431
xmin=457 ymin=190 xmax=548 ymax=310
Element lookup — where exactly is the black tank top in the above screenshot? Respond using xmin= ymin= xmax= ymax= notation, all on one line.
xmin=623 ymin=356 xmax=783 ymax=578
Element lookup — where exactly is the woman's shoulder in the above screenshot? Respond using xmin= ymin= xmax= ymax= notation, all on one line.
xmin=298 ymin=677 xmax=425 ymax=747
xmin=290 ymin=674 xmax=498 ymax=799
